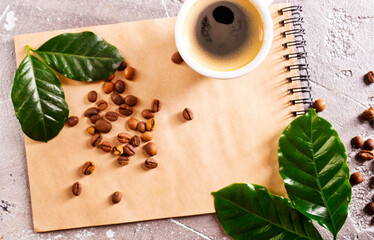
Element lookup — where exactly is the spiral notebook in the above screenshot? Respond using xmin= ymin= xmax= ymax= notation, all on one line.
xmin=13 ymin=3 xmax=312 ymax=232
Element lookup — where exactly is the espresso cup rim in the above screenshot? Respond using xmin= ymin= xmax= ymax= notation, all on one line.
xmin=175 ymin=0 xmax=273 ymax=79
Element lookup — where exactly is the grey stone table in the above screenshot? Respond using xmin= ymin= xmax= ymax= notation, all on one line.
xmin=0 ymin=0 xmax=373 ymax=239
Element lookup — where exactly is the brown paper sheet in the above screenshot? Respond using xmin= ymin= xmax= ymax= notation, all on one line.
xmin=14 ymin=3 xmax=302 ymax=232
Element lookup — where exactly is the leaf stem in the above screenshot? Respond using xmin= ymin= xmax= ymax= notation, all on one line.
xmin=26 ymin=45 xmax=35 ymax=56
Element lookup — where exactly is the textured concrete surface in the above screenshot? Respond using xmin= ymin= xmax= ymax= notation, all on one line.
xmin=0 ymin=0 xmax=373 ymax=239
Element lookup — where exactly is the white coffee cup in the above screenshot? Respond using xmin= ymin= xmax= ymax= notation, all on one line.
xmin=175 ymin=0 xmax=274 ymax=79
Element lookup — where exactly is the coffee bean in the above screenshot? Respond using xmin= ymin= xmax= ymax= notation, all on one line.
xmin=142 ymin=131 xmax=153 ymax=142
xmin=117 ymin=132 xmax=131 ymax=143
xmin=97 ymin=100 xmax=108 ymax=111
xmin=111 ymin=93 xmax=125 ymax=106
xmin=142 ymin=109 xmax=155 ymax=119
xmin=183 ymin=108 xmax=194 ymax=120
xmin=113 ymin=145 xmax=124 ymax=155
xmin=146 ymin=118 xmax=157 ymax=131
xmin=145 ymin=158 xmax=158 ymax=169
xmin=103 ymin=82 xmax=114 ymax=94
xmin=95 ymin=119 xmax=112 ymax=133
xmin=364 ymin=139 xmax=374 ymax=150
xmin=365 ymin=71 xmax=374 ymax=83
xmin=137 ymin=122 xmax=146 ymax=133
xmin=118 ymin=61 xmax=127 ymax=71
xmin=91 ymin=133 xmax=103 ymax=147
xmin=371 ymin=217 xmax=374 ymax=226
xmin=66 ymin=116 xmax=79 ymax=127
xmin=87 ymin=91 xmax=97 ymax=102
xmin=151 ymin=99 xmax=161 ymax=112
xmin=100 ymin=141 xmax=113 ymax=152
xmin=105 ymin=111 xmax=119 ymax=122
xmin=128 ymin=118 xmax=138 ymax=130
xmin=365 ymin=202 xmax=374 ymax=215
xmin=124 ymin=66 xmax=136 ymax=80
xmin=124 ymin=95 xmax=138 ymax=107
xmin=123 ymin=144 xmax=136 ymax=156
xmin=119 ymin=104 xmax=133 ymax=116
xmin=87 ymin=126 xmax=97 ymax=135
xmin=358 ymin=150 xmax=374 ymax=161
xmin=114 ymin=80 xmax=125 ymax=94
xmin=171 ymin=51 xmax=184 ymax=64
xmin=82 ymin=161 xmax=95 ymax=175
xmin=369 ymin=177 xmax=374 ymax=189
xmin=361 ymin=108 xmax=374 ymax=121
xmin=350 ymin=172 xmax=364 ymax=185
xmin=351 ymin=136 xmax=364 ymax=149
xmin=144 ymin=142 xmax=158 ymax=156
xmin=105 ymin=73 xmax=115 ymax=81
xmin=90 ymin=114 xmax=101 ymax=124
xmin=84 ymin=107 xmax=99 ymax=117
xmin=112 ymin=191 xmax=122 ymax=204
xmin=72 ymin=182 xmax=82 ymax=196
xmin=117 ymin=156 xmax=130 ymax=166
xmin=313 ymin=99 xmax=326 ymax=112
xmin=130 ymin=135 xmax=141 ymax=147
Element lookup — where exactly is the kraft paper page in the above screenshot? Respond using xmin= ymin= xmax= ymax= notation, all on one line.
xmin=13 ymin=3 xmax=302 ymax=232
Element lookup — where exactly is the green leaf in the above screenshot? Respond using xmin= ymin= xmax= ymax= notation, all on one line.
xmin=278 ymin=108 xmax=351 ymax=238
xmin=212 ymin=183 xmax=323 ymax=240
xmin=11 ymin=52 xmax=69 ymax=142
xmin=33 ymin=31 xmax=124 ymax=82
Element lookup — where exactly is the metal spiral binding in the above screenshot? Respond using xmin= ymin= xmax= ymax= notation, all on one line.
xmin=279 ymin=5 xmax=312 ymax=117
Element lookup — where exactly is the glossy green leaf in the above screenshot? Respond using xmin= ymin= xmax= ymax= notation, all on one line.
xmin=212 ymin=183 xmax=322 ymax=240
xmin=278 ymin=109 xmax=351 ymax=239
xmin=34 ymin=31 xmax=124 ymax=82
xmin=11 ymin=53 xmax=69 ymax=142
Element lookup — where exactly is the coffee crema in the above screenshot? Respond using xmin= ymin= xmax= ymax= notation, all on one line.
xmin=183 ymin=0 xmax=264 ymax=72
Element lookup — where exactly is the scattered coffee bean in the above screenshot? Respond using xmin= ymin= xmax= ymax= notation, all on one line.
xmin=183 ymin=108 xmax=194 ymax=120
xmin=112 ymin=191 xmax=122 ymax=204
xmin=144 ymin=142 xmax=158 ymax=156
xmin=151 ymin=99 xmax=161 ymax=113
xmin=142 ymin=109 xmax=155 ymax=119
xmin=84 ymin=107 xmax=100 ymax=117
xmin=114 ymin=80 xmax=125 ymax=94
xmin=82 ymin=161 xmax=95 ymax=175
xmin=95 ymin=119 xmax=112 ymax=133
xmin=87 ymin=126 xmax=97 ymax=136
xmin=350 ymin=172 xmax=364 ymax=185
xmin=91 ymin=133 xmax=103 ymax=147
xmin=105 ymin=111 xmax=119 ymax=122
xmin=97 ymin=100 xmax=108 ymax=111
xmin=66 ymin=116 xmax=79 ymax=127
xmin=364 ymin=139 xmax=374 ymax=150
xmin=118 ymin=61 xmax=127 ymax=71
xmin=123 ymin=144 xmax=136 ymax=156
xmin=72 ymin=182 xmax=82 ymax=196
xmin=142 ymin=131 xmax=153 ymax=142
xmin=117 ymin=132 xmax=131 ymax=143
xmin=371 ymin=217 xmax=374 ymax=226
xmin=137 ymin=121 xmax=146 ymax=133
xmin=369 ymin=177 xmax=374 ymax=189
xmin=358 ymin=150 xmax=374 ymax=161
xmin=130 ymin=135 xmax=141 ymax=147
xmin=124 ymin=66 xmax=136 ymax=80
xmin=145 ymin=158 xmax=158 ymax=169
xmin=365 ymin=202 xmax=374 ymax=215
xmin=171 ymin=51 xmax=184 ymax=64
xmin=105 ymin=73 xmax=115 ymax=81
xmin=101 ymin=141 xmax=113 ymax=153
xmin=117 ymin=156 xmax=130 ymax=166
xmin=103 ymin=82 xmax=114 ymax=94
xmin=313 ymin=99 xmax=326 ymax=112
xmin=111 ymin=92 xmax=125 ymax=106
xmin=128 ymin=118 xmax=138 ymax=130
xmin=361 ymin=108 xmax=374 ymax=121
xmin=124 ymin=95 xmax=138 ymax=107
xmin=119 ymin=104 xmax=133 ymax=116
xmin=113 ymin=145 xmax=124 ymax=155
xmin=146 ymin=118 xmax=157 ymax=131
xmin=351 ymin=136 xmax=364 ymax=149
xmin=87 ymin=91 xmax=97 ymax=102
xmin=365 ymin=71 xmax=374 ymax=83
xmin=90 ymin=114 xmax=101 ymax=124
